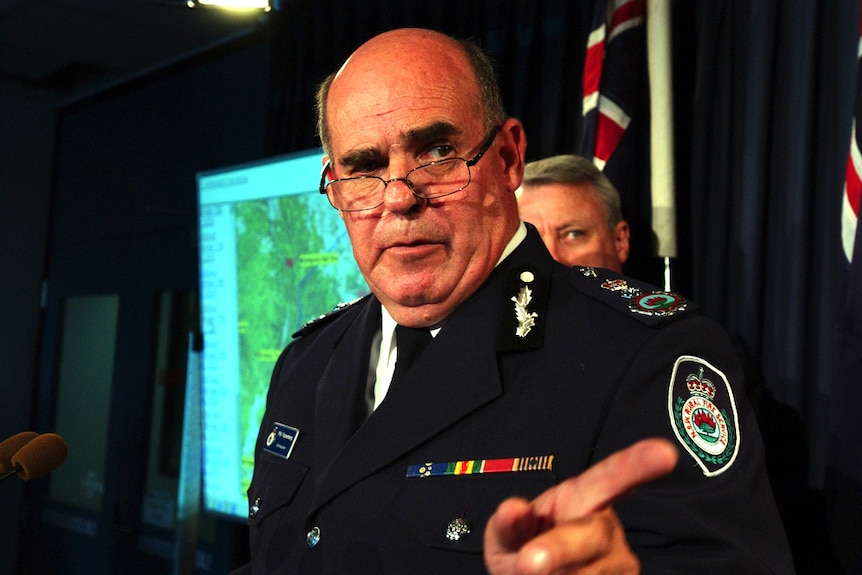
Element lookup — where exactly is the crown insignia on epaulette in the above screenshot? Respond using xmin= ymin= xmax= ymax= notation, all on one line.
xmin=601 ymin=278 xmax=640 ymax=299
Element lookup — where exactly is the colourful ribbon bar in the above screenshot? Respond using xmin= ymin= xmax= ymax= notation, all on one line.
xmin=406 ymin=455 xmax=554 ymax=478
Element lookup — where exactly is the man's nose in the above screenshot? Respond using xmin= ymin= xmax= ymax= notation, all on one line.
xmin=382 ymin=177 xmax=423 ymax=213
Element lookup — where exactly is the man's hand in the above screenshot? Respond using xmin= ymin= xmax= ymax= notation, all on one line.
xmin=484 ymin=438 xmax=679 ymax=574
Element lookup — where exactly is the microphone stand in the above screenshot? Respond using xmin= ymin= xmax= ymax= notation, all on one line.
xmin=0 ymin=465 xmax=22 ymax=482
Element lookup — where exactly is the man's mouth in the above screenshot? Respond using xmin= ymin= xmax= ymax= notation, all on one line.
xmin=386 ymin=240 xmax=440 ymax=258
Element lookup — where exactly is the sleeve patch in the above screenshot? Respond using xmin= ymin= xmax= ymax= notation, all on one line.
xmin=667 ymin=355 xmax=740 ymax=477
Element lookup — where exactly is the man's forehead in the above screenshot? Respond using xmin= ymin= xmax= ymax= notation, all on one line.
xmin=520 ymin=184 xmax=607 ymax=215
xmin=326 ymin=33 xmax=480 ymax=137
xmin=525 ymin=181 xmax=601 ymax=201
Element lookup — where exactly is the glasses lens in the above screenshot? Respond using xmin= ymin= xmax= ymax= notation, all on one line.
xmin=329 ymin=177 xmax=384 ymax=211
xmin=411 ymin=159 xmax=470 ymax=199
xmin=325 ymin=158 xmax=473 ymax=211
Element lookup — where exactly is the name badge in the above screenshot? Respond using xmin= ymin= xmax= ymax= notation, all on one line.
xmin=263 ymin=422 xmax=300 ymax=460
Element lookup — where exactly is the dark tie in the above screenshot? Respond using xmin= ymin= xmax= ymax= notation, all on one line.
xmin=392 ymin=324 xmax=433 ymax=383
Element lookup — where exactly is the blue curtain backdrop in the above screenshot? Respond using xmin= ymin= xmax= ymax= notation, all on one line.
xmin=264 ymin=1 xmax=860 ymax=572
xmin=687 ymin=3 xmax=857 ymax=571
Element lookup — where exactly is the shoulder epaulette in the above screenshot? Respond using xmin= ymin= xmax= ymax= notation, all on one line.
xmin=291 ymin=294 xmax=370 ymax=338
xmin=568 ymin=266 xmax=693 ymax=327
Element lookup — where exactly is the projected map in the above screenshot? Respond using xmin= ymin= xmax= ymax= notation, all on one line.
xmin=235 ymin=194 xmax=366 ymax=491
xmin=198 ymin=150 xmax=368 ymax=519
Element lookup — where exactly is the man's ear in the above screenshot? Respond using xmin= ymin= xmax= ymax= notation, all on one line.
xmin=615 ymin=221 xmax=631 ymax=264
xmin=496 ymin=118 xmax=527 ymax=192
xmin=320 ymin=155 xmax=344 ymax=219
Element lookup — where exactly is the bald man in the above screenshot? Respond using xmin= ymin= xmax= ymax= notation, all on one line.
xmin=231 ymin=28 xmax=792 ymax=575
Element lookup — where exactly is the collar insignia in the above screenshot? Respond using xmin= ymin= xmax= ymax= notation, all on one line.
xmin=498 ymin=266 xmax=548 ymax=351
xmin=512 ymin=284 xmax=539 ymax=337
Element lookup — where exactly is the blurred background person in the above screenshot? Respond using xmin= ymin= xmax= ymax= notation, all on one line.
xmin=517 ymin=154 xmax=630 ymax=273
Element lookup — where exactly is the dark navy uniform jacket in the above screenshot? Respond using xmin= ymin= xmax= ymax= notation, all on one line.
xmin=231 ymin=227 xmax=793 ymax=574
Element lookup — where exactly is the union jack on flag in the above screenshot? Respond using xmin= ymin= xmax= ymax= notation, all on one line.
xmin=844 ymin=14 xmax=862 ymax=264
xmin=579 ymin=0 xmax=646 ymax=170
xmin=830 ymin=2 xmax=862 ymax=489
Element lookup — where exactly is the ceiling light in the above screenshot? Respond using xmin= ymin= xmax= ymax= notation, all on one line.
xmin=190 ymin=0 xmax=271 ymax=9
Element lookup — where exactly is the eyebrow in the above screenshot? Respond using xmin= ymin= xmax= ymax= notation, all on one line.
xmin=337 ymin=148 xmax=384 ymax=171
xmin=557 ymin=221 xmax=589 ymax=233
xmin=336 ymin=121 xmax=463 ymax=170
xmin=403 ymin=121 xmax=462 ymax=147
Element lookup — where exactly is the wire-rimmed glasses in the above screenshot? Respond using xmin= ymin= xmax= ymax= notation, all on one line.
xmin=319 ymin=126 xmax=500 ymax=212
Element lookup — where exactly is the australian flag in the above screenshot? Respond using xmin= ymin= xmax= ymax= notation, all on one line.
xmin=824 ymin=10 xmax=862 ymax=571
xmin=845 ymin=63 xmax=862 ymax=265
xmin=579 ymin=0 xmax=661 ymax=284
xmin=579 ymin=0 xmax=646 ymax=169
xmin=832 ymin=7 xmax=862 ymax=479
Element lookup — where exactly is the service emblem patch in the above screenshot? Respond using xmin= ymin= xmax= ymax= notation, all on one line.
xmin=630 ymin=291 xmax=687 ymax=316
xmin=668 ymin=356 xmax=739 ymax=476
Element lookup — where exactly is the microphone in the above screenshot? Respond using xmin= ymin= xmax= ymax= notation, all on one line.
xmin=0 ymin=431 xmax=39 ymax=474
xmin=1 ymin=433 xmax=68 ymax=482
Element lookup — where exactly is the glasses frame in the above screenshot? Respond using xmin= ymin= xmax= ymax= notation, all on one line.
xmin=319 ymin=125 xmax=501 ymax=212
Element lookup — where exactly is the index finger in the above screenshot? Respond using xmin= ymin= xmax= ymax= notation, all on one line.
xmin=532 ymin=438 xmax=678 ymax=521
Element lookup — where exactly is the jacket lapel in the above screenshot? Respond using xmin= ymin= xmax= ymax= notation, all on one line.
xmin=309 ymin=289 xmax=503 ymax=514
xmin=311 ymin=298 xmax=380 ymax=483
xmin=309 ymin=226 xmax=556 ymax=514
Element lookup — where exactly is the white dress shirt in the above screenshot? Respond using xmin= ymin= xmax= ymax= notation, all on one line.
xmin=368 ymin=221 xmax=528 ymax=411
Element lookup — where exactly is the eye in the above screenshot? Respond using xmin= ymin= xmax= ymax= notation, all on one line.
xmin=348 ymin=159 xmax=387 ymax=177
xmin=340 ymin=150 xmax=388 ymax=177
xmin=418 ymin=143 xmax=456 ymax=163
xmin=561 ymin=228 xmax=585 ymax=242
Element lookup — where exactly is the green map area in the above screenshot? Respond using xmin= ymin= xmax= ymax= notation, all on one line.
xmin=234 ymin=194 xmax=368 ymax=494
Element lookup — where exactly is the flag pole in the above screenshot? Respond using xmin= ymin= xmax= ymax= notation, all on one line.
xmin=647 ymin=0 xmax=677 ymax=291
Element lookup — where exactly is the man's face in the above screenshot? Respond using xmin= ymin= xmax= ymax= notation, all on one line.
xmin=323 ymin=30 xmax=524 ymax=327
xmin=517 ymin=182 xmax=629 ymax=272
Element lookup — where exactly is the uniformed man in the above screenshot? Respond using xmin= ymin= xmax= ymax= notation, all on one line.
xmin=231 ymin=28 xmax=793 ymax=574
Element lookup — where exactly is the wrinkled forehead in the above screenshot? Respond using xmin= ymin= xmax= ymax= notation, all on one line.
xmin=325 ymin=32 xmax=483 ymax=146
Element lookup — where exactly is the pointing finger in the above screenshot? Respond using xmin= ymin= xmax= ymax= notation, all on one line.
xmin=532 ymin=438 xmax=678 ymax=522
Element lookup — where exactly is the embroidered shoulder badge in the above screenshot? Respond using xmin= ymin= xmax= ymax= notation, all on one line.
xmin=668 ymin=355 xmax=740 ymax=476
xmin=629 ymin=291 xmax=686 ymax=317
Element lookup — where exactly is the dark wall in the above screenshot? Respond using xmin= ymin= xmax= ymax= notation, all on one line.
xmin=52 ymin=36 xmax=273 ymax=250
xmin=3 ymin=2 xmax=859 ymax=573
xmin=6 ymin=31 xmax=272 ymax=575
xmin=0 ymin=88 xmax=56 ymax=575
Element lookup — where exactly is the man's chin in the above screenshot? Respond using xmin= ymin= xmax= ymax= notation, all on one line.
xmin=378 ymin=296 xmax=454 ymax=328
